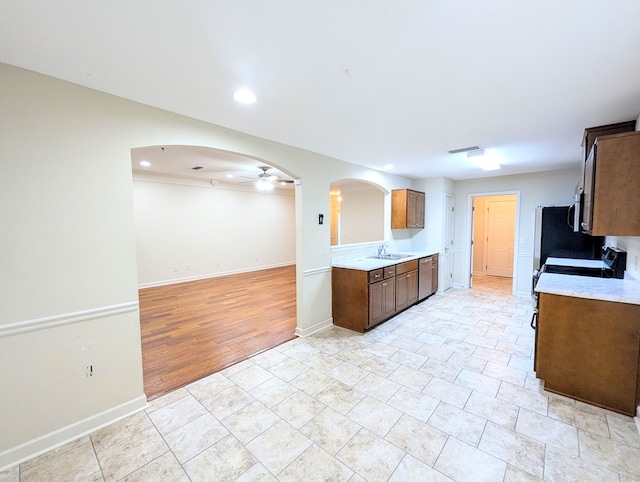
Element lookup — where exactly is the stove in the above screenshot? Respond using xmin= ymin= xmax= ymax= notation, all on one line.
xmin=530 ymin=246 xmax=627 ymax=329
xmin=543 ymin=246 xmax=626 ymax=279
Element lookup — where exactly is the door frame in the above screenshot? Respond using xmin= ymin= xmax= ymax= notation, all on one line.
xmin=465 ymin=190 xmax=521 ymax=295
xmin=442 ymin=193 xmax=454 ymax=291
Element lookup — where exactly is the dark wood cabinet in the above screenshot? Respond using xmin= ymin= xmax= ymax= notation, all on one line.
xmin=369 ymin=276 xmax=396 ymax=328
xmin=392 ymin=189 xmax=425 ymax=229
xmin=396 ymin=269 xmax=418 ymax=312
xmin=581 ymin=130 xmax=640 ymax=236
xmin=395 ymin=259 xmax=418 ymax=312
xmin=582 ymin=120 xmax=636 ymax=161
xmin=333 ymin=258 xmax=424 ymax=333
xmin=535 ymin=292 xmax=640 ymax=416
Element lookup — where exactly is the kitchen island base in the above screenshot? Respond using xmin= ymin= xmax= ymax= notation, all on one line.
xmin=535 ymin=292 xmax=640 ymax=416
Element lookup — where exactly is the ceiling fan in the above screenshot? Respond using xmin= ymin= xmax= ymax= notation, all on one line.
xmin=239 ymin=166 xmax=294 ymax=190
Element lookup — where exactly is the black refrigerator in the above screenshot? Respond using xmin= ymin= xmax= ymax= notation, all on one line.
xmin=533 ymin=206 xmax=604 ymax=270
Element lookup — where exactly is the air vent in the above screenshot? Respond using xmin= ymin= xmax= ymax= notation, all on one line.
xmin=192 ymin=166 xmax=204 ymax=170
xmin=448 ymin=146 xmax=480 ymax=154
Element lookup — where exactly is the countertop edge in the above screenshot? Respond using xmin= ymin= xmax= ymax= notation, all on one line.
xmin=331 ymin=251 xmax=439 ymax=271
xmin=535 ymin=272 xmax=640 ymax=306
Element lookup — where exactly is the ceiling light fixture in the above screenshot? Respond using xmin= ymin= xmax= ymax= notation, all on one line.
xmin=139 ymin=160 xmax=151 ymax=167
xmin=467 ymin=149 xmax=500 ymax=171
xmin=256 ymin=176 xmax=274 ymax=191
xmin=233 ymin=88 xmax=257 ymax=104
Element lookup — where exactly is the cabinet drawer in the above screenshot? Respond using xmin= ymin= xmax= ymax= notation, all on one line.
xmin=396 ymin=259 xmax=418 ymax=275
xmin=383 ymin=266 xmax=396 ymax=279
xmin=369 ymin=269 xmax=384 ymax=283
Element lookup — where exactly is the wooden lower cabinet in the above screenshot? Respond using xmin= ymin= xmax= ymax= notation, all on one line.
xmin=369 ymin=276 xmax=396 ymax=328
xmin=535 ymin=293 xmax=640 ymax=416
xmin=396 ymin=269 xmax=418 ymax=311
xmin=332 ymin=258 xmax=423 ymax=333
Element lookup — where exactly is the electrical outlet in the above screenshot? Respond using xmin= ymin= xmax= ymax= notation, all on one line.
xmin=86 ymin=365 xmax=93 ymax=377
xmin=173 ymin=266 xmax=178 ymax=272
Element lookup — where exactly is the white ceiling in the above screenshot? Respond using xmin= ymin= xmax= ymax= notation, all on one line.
xmin=1 ymin=1 xmax=640 ymax=181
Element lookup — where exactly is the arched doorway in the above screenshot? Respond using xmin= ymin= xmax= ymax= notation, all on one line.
xmin=130 ymin=145 xmax=299 ymax=398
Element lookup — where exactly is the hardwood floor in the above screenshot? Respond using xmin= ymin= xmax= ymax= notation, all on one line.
xmin=139 ymin=265 xmax=297 ymax=400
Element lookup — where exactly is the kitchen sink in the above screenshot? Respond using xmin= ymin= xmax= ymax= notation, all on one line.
xmin=367 ymin=253 xmax=412 ymax=260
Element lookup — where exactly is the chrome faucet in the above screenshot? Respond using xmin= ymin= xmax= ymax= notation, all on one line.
xmin=377 ymin=243 xmax=387 ymax=256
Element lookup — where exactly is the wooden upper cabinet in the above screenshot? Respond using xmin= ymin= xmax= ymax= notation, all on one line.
xmin=582 ymin=130 xmax=640 ymax=236
xmin=582 ymin=120 xmax=636 ymax=161
xmin=392 ymin=189 xmax=425 ymax=229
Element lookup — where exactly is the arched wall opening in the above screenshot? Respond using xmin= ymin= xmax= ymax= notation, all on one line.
xmin=130 ymin=145 xmax=299 ymax=397
xmin=329 ymin=178 xmax=388 ymax=247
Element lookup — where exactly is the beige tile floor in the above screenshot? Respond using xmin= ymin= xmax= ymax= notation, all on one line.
xmin=3 ymin=276 xmax=640 ymax=481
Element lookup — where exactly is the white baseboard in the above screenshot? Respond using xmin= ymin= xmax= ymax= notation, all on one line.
xmin=635 ymin=406 xmax=640 ymax=436
xmin=0 ymin=394 xmax=147 ymax=472
xmin=139 ymin=262 xmax=295 ymax=289
xmin=295 ymin=317 xmax=333 ymax=338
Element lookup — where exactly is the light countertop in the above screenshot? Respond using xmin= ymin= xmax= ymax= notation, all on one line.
xmin=332 ymin=250 xmax=437 ymax=271
xmin=535 ymin=272 xmax=640 ymax=305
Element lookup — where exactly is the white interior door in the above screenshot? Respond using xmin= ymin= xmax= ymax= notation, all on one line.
xmin=485 ymin=198 xmax=516 ymax=277
xmin=442 ymin=194 xmax=454 ymax=290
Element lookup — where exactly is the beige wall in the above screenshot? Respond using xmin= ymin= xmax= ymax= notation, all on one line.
xmin=338 ymin=187 xmax=384 ymax=245
xmin=133 ymin=176 xmax=295 ymax=287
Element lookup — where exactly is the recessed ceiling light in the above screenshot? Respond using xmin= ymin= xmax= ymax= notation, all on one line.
xmin=226 ymin=173 xmax=235 ymax=178
xmin=233 ymin=88 xmax=257 ymax=104
xmin=139 ymin=160 xmax=151 ymax=167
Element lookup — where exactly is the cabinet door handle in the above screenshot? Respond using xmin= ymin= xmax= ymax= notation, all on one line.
xmin=374 ymin=274 xmax=381 ymax=278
